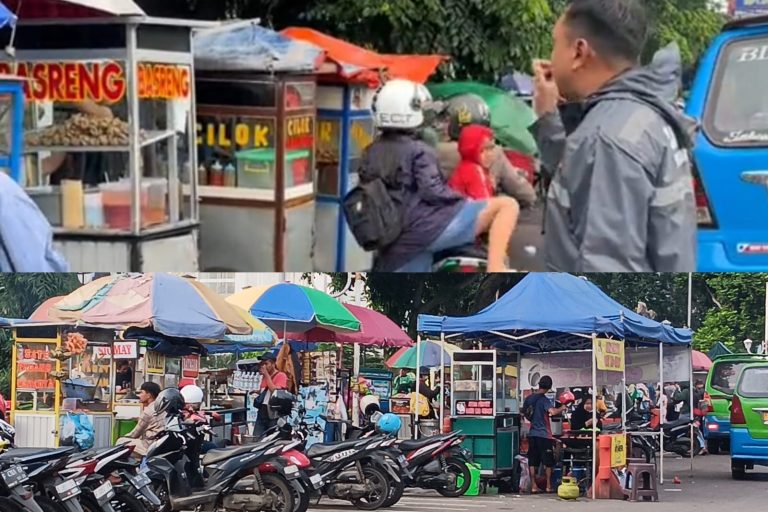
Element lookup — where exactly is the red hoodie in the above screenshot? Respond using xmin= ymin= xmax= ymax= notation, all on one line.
xmin=448 ymin=124 xmax=495 ymax=200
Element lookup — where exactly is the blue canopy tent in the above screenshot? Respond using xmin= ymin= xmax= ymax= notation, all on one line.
xmin=417 ymin=273 xmax=693 ymax=490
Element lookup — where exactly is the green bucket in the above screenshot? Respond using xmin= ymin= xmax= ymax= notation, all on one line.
xmin=457 ymin=463 xmax=482 ymax=496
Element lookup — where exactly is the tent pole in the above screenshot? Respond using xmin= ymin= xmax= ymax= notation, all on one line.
xmin=415 ymin=334 xmax=421 ymax=439
xmin=440 ymin=332 xmax=445 ymax=434
xmin=621 ymin=310 xmax=626 ymax=433
xmin=592 ymin=332 xmax=597 ymax=500
xmin=659 ymin=343 xmax=664 ymax=484
xmin=690 ymin=345 xmax=694 ymax=472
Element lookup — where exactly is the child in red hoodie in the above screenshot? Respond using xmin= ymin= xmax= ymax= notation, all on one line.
xmin=448 ymin=124 xmax=497 ymax=200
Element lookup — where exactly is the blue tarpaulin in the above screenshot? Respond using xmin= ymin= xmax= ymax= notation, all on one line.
xmin=418 ymin=273 xmax=691 ymax=347
xmin=194 ymin=20 xmax=324 ymax=73
xmin=0 ymin=2 xmax=16 ymax=30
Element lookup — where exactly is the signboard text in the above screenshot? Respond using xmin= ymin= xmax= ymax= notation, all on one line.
xmin=593 ymin=338 xmax=625 ymax=372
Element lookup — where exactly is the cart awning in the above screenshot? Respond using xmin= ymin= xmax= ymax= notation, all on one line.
xmin=418 ymin=273 xmax=692 ymax=346
xmin=194 ymin=20 xmax=325 ymax=73
xmin=281 ymin=27 xmax=447 ymax=86
xmin=3 ymin=0 xmax=144 ymax=17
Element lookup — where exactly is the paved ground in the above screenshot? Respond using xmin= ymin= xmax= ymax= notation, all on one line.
xmin=311 ymin=454 xmax=768 ymax=512
xmin=508 ymin=203 xmax=546 ymax=271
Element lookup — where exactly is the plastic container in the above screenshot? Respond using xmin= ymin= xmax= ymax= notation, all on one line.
xmin=223 ymin=162 xmax=236 ymax=187
xmin=27 ymin=186 xmax=62 ymax=226
xmin=61 ymin=179 xmax=85 ymax=229
xmin=144 ymin=178 xmax=168 ymax=226
xmin=100 ymin=181 xmax=149 ymax=230
xmin=83 ymin=191 xmax=104 ymax=228
xmin=457 ymin=463 xmax=482 ymax=496
xmin=236 ymin=149 xmax=311 ymax=189
xmin=209 ymin=161 xmax=224 ymax=187
xmin=198 ymin=164 xmax=208 ymax=186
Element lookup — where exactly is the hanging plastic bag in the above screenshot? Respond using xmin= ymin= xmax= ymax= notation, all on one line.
xmin=516 ymin=454 xmax=530 ymax=492
xmin=74 ymin=413 xmax=95 ymax=450
xmin=60 ymin=413 xmax=76 ymax=446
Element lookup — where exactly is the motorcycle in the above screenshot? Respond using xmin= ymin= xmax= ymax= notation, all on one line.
xmin=62 ymin=443 xmax=161 ymax=512
xmin=432 ymin=244 xmax=488 ymax=273
xmin=144 ymin=413 xmax=299 ymax=512
xmin=0 ymin=457 xmax=46 ymax=512
xmin=393 ymin=431 xmax=472 ymax=498
xmin=0 ymin=446 xmax=86 ymax=512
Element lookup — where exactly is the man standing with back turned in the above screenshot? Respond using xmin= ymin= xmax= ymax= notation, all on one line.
xmin=531 ymin=0 xmax=697 ymax=272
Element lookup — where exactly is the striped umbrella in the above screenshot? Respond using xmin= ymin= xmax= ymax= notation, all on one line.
xmin=227 ymin=283 xmax=360 ymax=334
xmin=42 ymin=273 xmax=254 ymax=340
xmin=385 ymin=340 xmax=459 ymax=369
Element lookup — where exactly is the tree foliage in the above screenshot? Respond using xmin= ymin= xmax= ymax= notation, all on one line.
xmin=0 ymin=274 xmax=82 ymax=395
xmin=136 ymin=0 xmax=724 ymax=81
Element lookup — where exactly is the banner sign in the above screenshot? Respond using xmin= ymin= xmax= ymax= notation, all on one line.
xmin=182 ymin=355 xmax=200 ymax=378
xmin=611 ymin=434 xmax=627 ymax=467
xmin=593 ymin=339 xmax=625 ymax=372
xmin=730 ymin=0 xmax=768 ymax=16
xmin=520 ymin=346 xmax=692 ymax=390
xmin=0 ymin=61 xmax=191 ymax=103
xmin=455 ymin=400 xmax=494 ymax=416
xmin=145 ymin=351 xmax=165 ymax=374
xmin=94 ymin=341 xmax=137 ymax=360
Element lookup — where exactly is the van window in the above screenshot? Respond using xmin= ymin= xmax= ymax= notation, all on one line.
xmin=737 ymin=367 xmax=768 ymax=398
xmin=709 ymin=361 xmax=750 ymax=395
xmin=704 ymin=36 xmax=768 ymax=146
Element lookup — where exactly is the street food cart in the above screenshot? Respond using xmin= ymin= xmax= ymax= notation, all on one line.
xmin=1 ymin=1 xmax=208 ymax=270
xmin=192 ymin=22 xmax=320 ymax=271
xmin=10 ymin=323 xmax=120 ymax=449
xmin=450 ymin=350 xmax=518 ymax=482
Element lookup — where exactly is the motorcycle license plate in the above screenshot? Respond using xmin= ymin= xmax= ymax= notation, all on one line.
xmin=131 ymin=472 xmax=152 ymax=489
xmin=309 ymin=473 xmax=323 ymax=489
xmin=0 ymin=465 xmax=26 ymax=489
xmin=283 ymin=465 xmax=300 ymax=479
xmin=397 ymin=455 xmax=408 ymax=467
xmin=55 ymin=479 xmax=81 ymax=501
xmin=94 ymin=480 xmax=115 ymax=504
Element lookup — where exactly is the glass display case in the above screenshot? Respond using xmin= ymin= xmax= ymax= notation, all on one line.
xmin=451 ymin=350 xmax=496 ymax=417
xmin=62 ymin=342 xmax=112 ymax=413
xmin=0 ymin=16 xmax=203 ymax=271
xmin=194 ymin=73 xmax=317 ymax=271
xmin=14 ymin=341 xmax=57 ymax=412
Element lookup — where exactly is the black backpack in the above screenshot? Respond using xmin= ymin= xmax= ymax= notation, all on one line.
xmin=342 ymin=143 xmax=405 ymax=251
xmin=523 ymin=394 xmax=544 ymax=422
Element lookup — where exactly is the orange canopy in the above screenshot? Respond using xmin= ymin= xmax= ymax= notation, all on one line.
xmin=281 ymin=27 xmax=447 ymax=87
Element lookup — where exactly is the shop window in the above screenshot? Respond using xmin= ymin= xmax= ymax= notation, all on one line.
xmin=285 ymin=82 xmax=316 ymax=110
xmin=317 ymin=118 xmax=341 ymax=196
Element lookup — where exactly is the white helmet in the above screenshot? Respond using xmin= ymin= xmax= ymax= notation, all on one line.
xmin=360 ymin=394 xmax=381 ymax=417
xmin=372 ymin=79 xmax=432 ymax=130
xmin=181 ymin=385 xmax=204 ymax=407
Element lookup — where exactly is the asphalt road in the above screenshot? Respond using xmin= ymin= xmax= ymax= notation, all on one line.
xmin=508 ymin=202 xmax=546 ymax=271
xmin=312 ymin=454 xmax=768 ymax=512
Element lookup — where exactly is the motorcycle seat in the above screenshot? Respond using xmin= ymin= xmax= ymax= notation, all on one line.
xmin=201 ymin=444 xmax=258 ymax=466
xmin=398 ymin=435 xmax=450 ymax=452
xmin=662 ymin=418 xmax=691 ymax=430
xmin=69 ymin=445 xmax=127 ymax=463
xmin=307 ymin=439 xmax=364 ymax=458
xmin=0 ymin=446 xmax=74 ymax=464
xmin=434 ymin=244 xmax=487 ymax=262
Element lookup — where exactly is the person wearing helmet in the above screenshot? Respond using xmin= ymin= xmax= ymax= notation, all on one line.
xmin=118 ymin=382 xmax=164 ymax=457
xmin=436 ymin=94 xmax=537 ymax=208
xmin=181 ymin=384 xmax=205 ymax=410
xmin=357 ymin=78 xmax=519 ymax=272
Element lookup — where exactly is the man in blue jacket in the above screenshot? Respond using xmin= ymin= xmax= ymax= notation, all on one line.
xmin=0 ymin=172 xmax=68 ymax=271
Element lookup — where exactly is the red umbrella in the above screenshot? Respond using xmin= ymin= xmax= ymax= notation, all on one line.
xmin=692 ymin=350 xmax=713 ymax=372
xmin=289 ymin=304 xmax=413 ymax=348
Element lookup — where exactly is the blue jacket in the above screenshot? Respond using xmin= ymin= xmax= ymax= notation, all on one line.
xmin=360 ymin=133 xmax=465 ymax=271
xmin=0 ymin=173 xmax=68 ymax=271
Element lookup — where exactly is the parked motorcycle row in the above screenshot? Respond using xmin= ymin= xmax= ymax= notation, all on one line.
xmin=0 ymin=389 xmax=474 ymax=512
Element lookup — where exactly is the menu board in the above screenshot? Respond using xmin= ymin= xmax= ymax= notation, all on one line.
xmin=455 ymin=399 xmax=494 ymax=416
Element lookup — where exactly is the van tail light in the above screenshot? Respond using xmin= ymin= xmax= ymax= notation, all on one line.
xmin=731 ymin=395 xmax=747 ymax=426
xmin=692 ymin=161 xmax=715 ymax=227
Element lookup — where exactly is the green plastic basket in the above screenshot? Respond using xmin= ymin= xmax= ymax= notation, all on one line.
xmin=457 ymin=463 xmax=482 ymax=496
